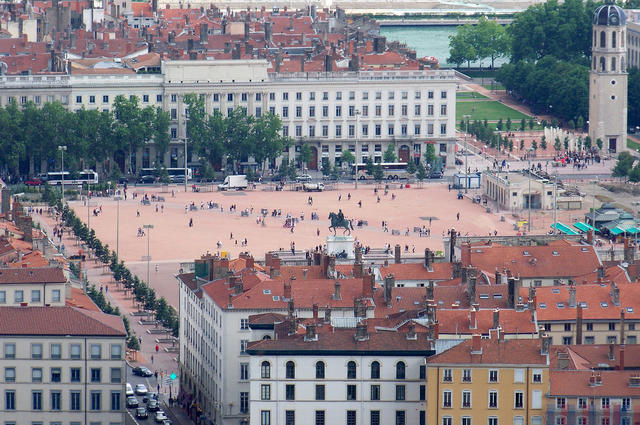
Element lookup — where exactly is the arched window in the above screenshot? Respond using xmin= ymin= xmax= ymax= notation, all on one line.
xmin=262 ymin=335 xmax=271 ymax=340
xmin=315 ymin=361 xmax=325 ymax=379
xmin=396 ymin=361 xmax=406 ymax=379
xmin=347 ymin=361 xmax=357 ymax=379
xmin=611 ymin=57 xmax=616 ymax=71
xmin=370 ymin=361 xmax=381 ymax=379
xmin=622 ymin=57 xmax=626 ymax=72
xmin=285 ymin=361 xmax=295 ymax=379
xmin=593 ymin=56 xmax=597 ymax=70
xmin=600 ymin=57 xmax=606 ymax=72
xmin=612 ymin=31 xmax=617 ymax=48
xmin=261 ymin=361 xmax=271 ymax=379
xmin=601 ymin=31 xmax=606 ymax=48
xmin=594 ymin=30 xmax=597 ymax=46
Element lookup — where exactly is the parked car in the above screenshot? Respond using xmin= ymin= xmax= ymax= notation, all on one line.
xmin=136 ymin=407 xmax=149 ymax=419
xmin=133 ymin=366 xmax=154 ymax=377
xmin=155 ymin=411 xmax=168 ymax=423
xmin=147 ymin=399 xmax=160 ymax=412
xmin=428 ymin=170 xmax=444 ymax=179
xmin=126 ymin=383 xmax=134 ymax=397
xmin=163 ymin=421 xmax=173 ymax=425
xmin=126 ymin=396 xmax=139 ymax=408
xmin=25 ymin=178 xmax=43 ymax=186
xmin=303 ymin=182 xmax=325 ymax=192
xmin=295 ymin=174 xmax=312 ymax=182
xmin=137 ymin=175 xmax=156 ymax=184
xmin=135 ymin=383 xmax=148 ymax=395
xmin=118 ymin=177 xmax=129 ymax=185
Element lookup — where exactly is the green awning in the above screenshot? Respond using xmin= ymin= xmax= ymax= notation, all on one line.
xmin=623 ymin=227 xmax=640 ymax=234
xmin=573 ymin=222 xmax=595 ymax=233
xmin=610 ymin=227 xmax=625 ymax=235
xmin=551 ymin=223 xmax=580 ymax=235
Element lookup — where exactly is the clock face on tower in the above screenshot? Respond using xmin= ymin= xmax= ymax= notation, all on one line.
xmin=611 ymin=15 xmax=619 ymax=25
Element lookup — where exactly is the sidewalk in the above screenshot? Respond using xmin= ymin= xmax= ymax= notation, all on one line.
xmin=32 ymin=208 xmax=194 ymax=425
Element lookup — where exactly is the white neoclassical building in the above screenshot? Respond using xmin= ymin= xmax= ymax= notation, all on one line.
xmin=0 ymin=306 xmax=127 ymax=425
xmin=0 ymin=60 xmax=458 ymax=174
xmin=589 ymin=1 xmax=628 ymax=154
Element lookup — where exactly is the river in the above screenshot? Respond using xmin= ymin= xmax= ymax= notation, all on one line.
xmin=380 ymin=25 xmax=507 ymax=68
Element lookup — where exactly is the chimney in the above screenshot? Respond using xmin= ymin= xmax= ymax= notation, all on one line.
xmin=541 ymin=334 xmax=551 ymax=355
xmin=324 ymin=306 xmax=331 ymax=323
xmin=624 ymin=237 xmax=635 ymax=264
xmin=461 ymin=243 xmax=471 ymax=266
xmin=362 ymin=273 xmax=374 ymax=298
xmin=324 ymin=54 xmax=332 ymax=72
xmin=576 ymin=304 xmax=583 ymax=344
xmin=305 ymin=323 xmax=317 ymax=341
xmin=312 ymin=303 xmax=318 ymax=321
xmin=327 ymin=256 xmax=336 ymax=279
xmin=493 ymin=309 xmax=500 ymax=329
xmin=302 ymin=269 xmax=308 ymax=280
xmin=333 ymin=281 xmax=342 ymax=300
xmin=427 ymin=281 xmax=434 ymax=300
xmin=557 ymin=351 xmax=570 ymax=369
xmin=508 ymin=277 xmax=520 ymax=309
xmin=619 ymin=345 xmax=625 ymax=370
xmin=269 ymin=257 xmax=281 ymax=278
xmin=424 ymin=248 xmax=433 ymax=271
xmin=452 ymin=262 xmax=462 ymax=279
xmin=355 ymin=243 xmax=363 ymax=264
xmin=200 ymin=23 xmax=209 ymax=42
xmin=187 ymin=38 xmax=194 ymax=51
xmin=469 ymin=307 xmax=477 ymax=329
xmin=587 ymin=229 xmax=594 ymax=245
xmin=244 ymin=21 xmax=250 ymax=41
xmin=383 ymin=275 xmax=394 ymax=306
xmin=287 ymin=315 xmax=297 ymax=336
xmin=354 ymin=321 xmax=369 ymax=341
xmin=354 ymin=297 xmax=366 ymax=317
xmin=471 ymin=334 xmax=482 ymax=354
xmin=597 ymin=266 xmax=605 ymax=280
xmin=467 ymin=270 xmax=477 ymax=305
xmin=611 ymin=282 xmax=620 ymax=306
xmin=288 ymin=299 xmax=295 ymax=318
xmin=568 ymin=285 xmax=576 ymax=308
xmin=609 ymin=343 xmax=615 ymax=361
xmin=283 ymin=280 xmax=292 ymax=300
xmin=264 ymin=21 xmax=272 ymax=43
xmin=289 ymin=17 xmax=294 ymax=30
xmin=620 ymin=309 xmax=626 ymax=345
xmin=407 ymin=322 xmax=417 ymax=340
xmin=234 ymin=277 xmax=243 ymax=295
xmin=394 ymin=244 xmax=401 ymax=264
xmin=228 ymin=293 xmax=234 ymax=308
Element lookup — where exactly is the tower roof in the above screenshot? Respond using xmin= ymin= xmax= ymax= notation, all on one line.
xmin=593 ymin=1 xmax=626 ymax=27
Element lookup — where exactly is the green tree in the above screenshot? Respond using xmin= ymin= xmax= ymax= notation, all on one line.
xmin=448 ymin=24 xmax=478 ymax=68
xmin=629 ymin=68 xmax=640 ymax=128
xmin=554 ymin=137 xmax=562 ymax=152
xmin=596 ymin=138 xmax=603 ymax=150
xmin=576 ymin=115 xmax=585 ymax=130
xmin=373 ymin=164 xmax=384 ymax=182
xmin=406 ymin=160 xmax=417 ymax=178
xmin=383 ymin=145 xmax=397 ymax=163
xmin=425 ymin=143 xmax=437 ymax=166
xmin=113 ymin=95 xmax=154 ymax=174
xmin=584 ymin=135 xmax=592 ymax=150
xmin=529 ymin=118 xmax=535 ymax=130
xmin=340 ymin=150 xmax=356 ymax=166
xmin=506 ymin=117 xmax=512 ymax=131
xmin=613 ymin=152 xmax=636 ymax=178
xmin=540 ymin=137 xmax=547 ymax=150
xmin=532 ymin=140 xmax=538 ymax=152
xmin=563 ymin=137 xmax=569 ymax=151
xmin=508 ymin=140 xmax=514 ymax=152
xmin=629 ymin=164 xmax=640 ymax=183
xmin=520 ymin=118 xmax=526 ymax=131
xmin=520 ymin=139 xmax=525 ymax=150
xmin=497 ymin=118 xmax=503 ymax=131
xmin=321 ymin=158 xmax=331 ymax=176
xmin=297 ymin=143 xmax=312 ymax=170
xmin=365 ymin=157 xmax=375 ymax=176
xmin=416 ymin=162 xmax=427 ymax=182
xmin=568 ymin=119 xmax=575 ymax=130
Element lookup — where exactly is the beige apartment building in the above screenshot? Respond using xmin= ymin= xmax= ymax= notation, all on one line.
xmin=0 ymin=267 xmax=67 ymax=307
xmin=0 ymin=306 xmax=127 ymax=425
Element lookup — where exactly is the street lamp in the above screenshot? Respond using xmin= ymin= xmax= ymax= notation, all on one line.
xmin=354 ymin=109 xmax=361 ymax=189
xmin=527 ymin=148 xmax=534 ymax=233
xmin=143 ymin=224 xmax=154 ymax=286
xmin=58 ymin=146 xmax=67 ymax=199
xmin=463 ymin=114 xmax=471 ymax=193
xmin=114 ymin=196 xmax=123 ymax=260
xmin=184 ymin=110 xmax=190 ymax=193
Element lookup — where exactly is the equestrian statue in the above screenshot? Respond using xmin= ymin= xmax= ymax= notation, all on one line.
xmin=328 ymin=209 xmax=354 ymax=236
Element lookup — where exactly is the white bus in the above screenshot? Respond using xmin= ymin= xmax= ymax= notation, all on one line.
xmin=46 ymin=170 xmax=99 ymax=186
xmin=351 ymin=162 xmax=408 ymax=180
xmin=139 ymin=168 xmax=193 ymax=182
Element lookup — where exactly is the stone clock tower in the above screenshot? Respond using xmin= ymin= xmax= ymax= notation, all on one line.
xmin=589 ymin=0 xmax=628 ymax=154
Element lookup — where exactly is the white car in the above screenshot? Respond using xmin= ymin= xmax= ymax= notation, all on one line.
xmin=155 ymin=411 xmax=168 ymax=423
xmin=135 ymin=383 xmax=148 ymax=395
xmin=295 ymin=174 xmax=312 ymax=182
xmin=126 ymin=383 xmax=134 ymax=397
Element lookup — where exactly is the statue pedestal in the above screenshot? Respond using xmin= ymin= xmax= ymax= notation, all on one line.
xmin=326 ymin=235 xmax=355 ymax=259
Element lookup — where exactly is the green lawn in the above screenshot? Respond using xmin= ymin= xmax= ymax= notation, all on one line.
xmin=460 ymin=122 xmax=544 ymax=132
xmin=456 ymin=100 xmax=531 ymax=121
xmin=483 ymin=83 xmax=505 ymax=90
xmin=456 ymin=91 xmax=489 ymax=100
xmin=628 ymin=137 xmax=640 ymax=152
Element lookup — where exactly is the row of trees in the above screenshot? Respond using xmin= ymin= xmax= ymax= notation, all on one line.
xmin=49 ymin=189 xmax=179 ymax=345
xmin=183 ymin=94 xmax=292 ymax=173
xmin=448 ymin=16 xmax=510 ymax=68
xmin=613 ymin=152 xmax=640 ymax=182
xmin=0 ymin=96 xmax=169 ymax=177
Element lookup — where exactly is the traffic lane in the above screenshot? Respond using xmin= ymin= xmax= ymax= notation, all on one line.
xmin=126 ymin=364 xmax=162 ymax=424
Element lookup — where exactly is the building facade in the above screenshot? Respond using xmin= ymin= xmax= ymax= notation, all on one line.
xmin=0 ymin=60 xmax=458 ymax=174
xmin=0 ymin=306 xmax=127 ymax=425
xmin=0 ymin=267 xmax=68 ymax=307
xmin=589 ymin=1 xmax=628 ymax=154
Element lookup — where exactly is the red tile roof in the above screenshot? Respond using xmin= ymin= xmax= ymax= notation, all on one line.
xmin=436 ymin=308 xmax=537 ymax=335
xmin=66 ymin=287 xmax=102 ymax=312
xmin=0 ymin=306 xmax=125 ymax=336
xmin=427 ymin=337 xmax=547 ymax=365
xmin=549 ymin=370 xmax=640 ymax=397
xmin=0 ymin=267 xmax=66 ymax=284
xmin=527 ymin=283 xmax=640 ymax=321
xmin=380 ymin=262 xmax=453 ymax=281
xmin=467 ymin=241 xmax=601 ymax=279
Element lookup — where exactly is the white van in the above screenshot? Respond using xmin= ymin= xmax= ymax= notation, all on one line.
xmin=126 ymin=383 xmax=134 ymax=397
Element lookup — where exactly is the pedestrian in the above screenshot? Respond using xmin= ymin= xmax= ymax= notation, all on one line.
xmin=151 ymin=355 xmax=154 ymax=364
xmin=137 ymin=210 xmax=140 ymax=217
xmin=457 ymin=212 xmax=460 ymax=221
xmin=161 ymin=205 xmax=164 ymax=213
xmin=155 ymin=264 xmax=159 ymax=272
xmin=348 ymin=193 xmax=351 ymax=200
xmin=317 ymin=228 xmax=320 ymax=236
xmin=358 ymin=200 xmax=362 ymax=208
xmin=189 ymin=218 xmax=193 ymax=227
xmin=338 ymin=194 xmax=342 ymax=201
xmin=230 ymin=232 xmax=233 ymax=239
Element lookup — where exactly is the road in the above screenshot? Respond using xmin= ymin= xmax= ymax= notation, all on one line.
xmin=125 ymin=364 xmax=178 ymax=425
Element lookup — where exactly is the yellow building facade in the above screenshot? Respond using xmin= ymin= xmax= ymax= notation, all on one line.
xmin=427 ymin=336 xmax=550 ymax=425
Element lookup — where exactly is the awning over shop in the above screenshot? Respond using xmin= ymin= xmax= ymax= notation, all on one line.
xmin=573 ymin=222 xmax=596 ymax=233
xmin=551 ymin=223 xmax=580 ymax=235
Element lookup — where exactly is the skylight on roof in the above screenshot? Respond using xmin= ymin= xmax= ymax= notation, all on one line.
xmin=523 ymin=251 xmax=530 ymax=256
xmin=557 ymin=302 xmax=565 ymax=308
xmin=581 ymin=247 xmax=588 ymax=252
xmin=539 ymin=303 xmax=547 ymax=309
xmin=263 ymin=289 xmax=271 ymax=295
xmin=479 ymin=294 xmax=489 ymax=299
xmin=552 ymin=288 xmax=560 ymax=294
xmin=493 ymin=294 xmax=503 ymax=299
xmin=580 ymin=302 xmax=588 ymax=309
xmin=438 ymin=300 xmax=444 ymax=305
xmin=552 ymin=251 xmax=559 ymax=256
xmin=272 ymin=296 xmax=280 ymax=301
xmin=601 ymin=302 xmax=609 ymax=308
xmin=627 ymin=307 xmax=635 ymax=313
